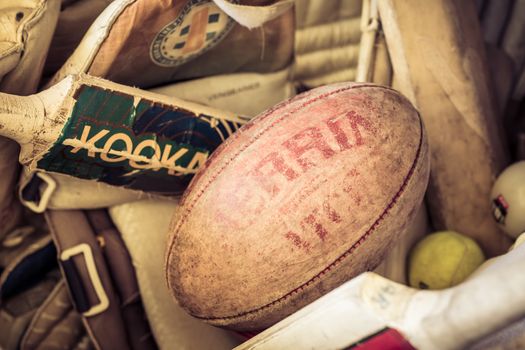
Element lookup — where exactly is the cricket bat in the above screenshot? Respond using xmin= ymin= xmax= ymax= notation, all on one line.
xmin=378 ymin=0 xmax=512 ymax=256
xmin=0 ymin=73 xmax=248 ymax=196
xmin=236 ymin=239 xmax=525 ymax=350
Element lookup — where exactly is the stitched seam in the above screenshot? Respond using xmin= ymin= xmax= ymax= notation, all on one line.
xmin=168 ymin=84 xmax=382 ymax=264
xmin=196 ymin=116 xmax=424 ymax=322
xmin=166 ymin=84 xmax=418 ymax=319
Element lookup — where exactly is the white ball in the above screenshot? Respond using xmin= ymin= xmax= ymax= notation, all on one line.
xmin=491 ymin=161 xmax=525 ymax=238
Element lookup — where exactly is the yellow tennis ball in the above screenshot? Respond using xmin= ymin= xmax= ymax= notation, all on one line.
xmin=408 ymin=231 xmax=485 ymax=290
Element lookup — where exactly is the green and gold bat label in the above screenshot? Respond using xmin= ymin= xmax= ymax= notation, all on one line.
xmin=37 ymin=85 xmax=246 ymax=195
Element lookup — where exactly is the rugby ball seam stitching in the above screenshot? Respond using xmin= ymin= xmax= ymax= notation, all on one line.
xmin=196 ymin=116 xmax=424 ymax=322
xmin=167 ymin=84 xmax=378 ymax=270
xmin=167 ymin=84 xmax=419 ymax=320
xmin=168 ymin=84 xmax=382 ymax=260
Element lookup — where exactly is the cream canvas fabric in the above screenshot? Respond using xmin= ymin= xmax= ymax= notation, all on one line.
xmin=109 ymin=199 xmax=242 ymax=350
xmin=293 ymin=0 xmax=391 ymax=87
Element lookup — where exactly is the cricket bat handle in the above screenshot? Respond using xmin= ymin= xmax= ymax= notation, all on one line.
xmin=0 ymin=93 xmax=44 ymax=143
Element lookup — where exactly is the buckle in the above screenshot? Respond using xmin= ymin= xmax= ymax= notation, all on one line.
xmin=60 ymin=243 xmax=109 ymax=317
xmin=20 ymin=172 xmax=57 ymax=213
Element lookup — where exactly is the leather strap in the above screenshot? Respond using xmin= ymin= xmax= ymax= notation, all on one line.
xmin=46 ymin=209 xmax=156 ymax=350
xmin=86 ymin=210 xmax=157 ymax=350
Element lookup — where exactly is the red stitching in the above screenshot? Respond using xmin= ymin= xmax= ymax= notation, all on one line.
xmin=166 ymin=84 xmax=422 ymax=321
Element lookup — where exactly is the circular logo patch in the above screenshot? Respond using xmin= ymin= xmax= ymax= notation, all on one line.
xmin=150 ymin=0 xmax=236 ymax=67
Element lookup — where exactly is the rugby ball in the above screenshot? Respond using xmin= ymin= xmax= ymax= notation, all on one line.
xmin=165 ymin=83 xmax=430 ymax=331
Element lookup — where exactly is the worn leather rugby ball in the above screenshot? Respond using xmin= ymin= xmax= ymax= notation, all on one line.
xmin=165 ymin=83 xmax=430 ymax=331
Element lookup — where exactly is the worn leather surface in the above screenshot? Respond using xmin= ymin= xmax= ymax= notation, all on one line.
xmin=50 ymin=0 xmax=294 ymax=89
xmin=166 ymin=83 xmax=430 ymax=331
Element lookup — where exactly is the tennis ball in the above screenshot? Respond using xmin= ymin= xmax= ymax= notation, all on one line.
xmin=408 ymin=231 xmax=485 ymax=290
